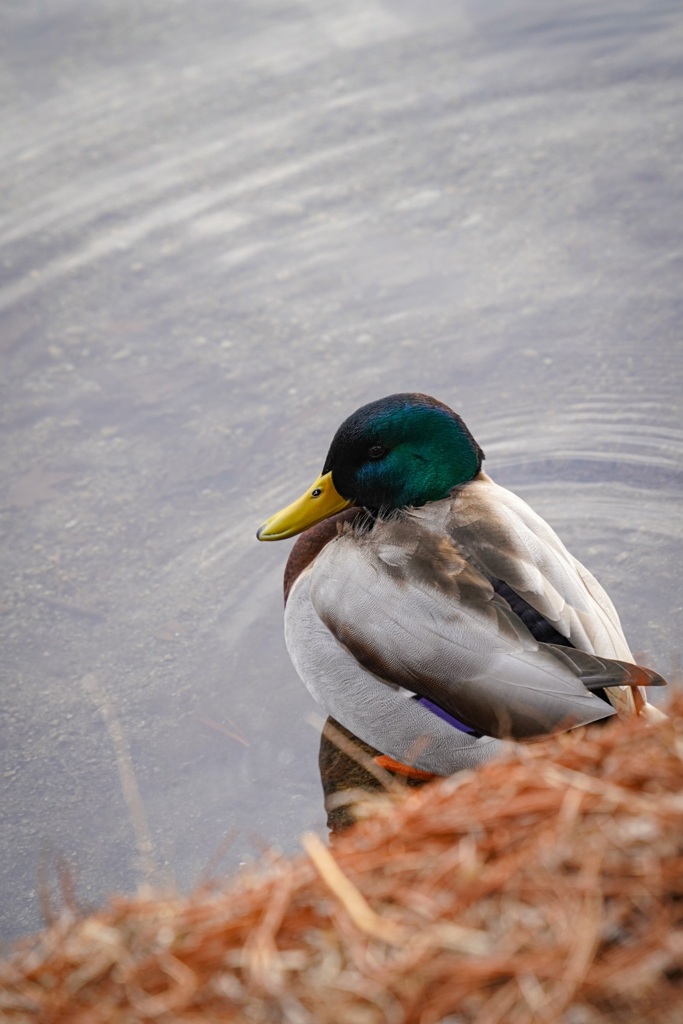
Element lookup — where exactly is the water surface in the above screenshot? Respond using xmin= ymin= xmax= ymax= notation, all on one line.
xmin=1 ymin=0 xmax=682 ymax=940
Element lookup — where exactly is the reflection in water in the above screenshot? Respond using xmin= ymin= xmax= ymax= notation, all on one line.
xmin=318 ymin=717 xmax=431 ymax=833
xmin=1 ymin=0 xmax=682 ymax=940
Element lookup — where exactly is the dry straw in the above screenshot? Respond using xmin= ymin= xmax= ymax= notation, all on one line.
xmin=2 ymin=696 xmax=682 ymax=1023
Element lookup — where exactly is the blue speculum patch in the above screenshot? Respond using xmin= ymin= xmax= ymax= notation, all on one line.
xmin=417 ymin=696 xmax=479 ymax=735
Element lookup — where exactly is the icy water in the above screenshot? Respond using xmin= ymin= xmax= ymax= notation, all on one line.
xmin=1 ymin=0 xmax=682 ymax=940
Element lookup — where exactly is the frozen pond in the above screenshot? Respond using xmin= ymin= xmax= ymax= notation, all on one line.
xmin=1 ymin=0 xmax=682 ymax=940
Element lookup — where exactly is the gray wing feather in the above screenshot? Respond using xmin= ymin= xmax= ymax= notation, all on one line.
xmin=436 ymin=474 xmax=633 ymax=660
xmin=285 ymin=567 xmax=504 ymax=775
xmin=306 ymin=522 xmax=614 ymax=741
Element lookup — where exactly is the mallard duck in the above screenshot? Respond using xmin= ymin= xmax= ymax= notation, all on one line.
xmin=258 ymin=393 xmax=665 ymax=776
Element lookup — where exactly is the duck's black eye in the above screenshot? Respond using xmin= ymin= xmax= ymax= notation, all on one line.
xmin=367 ymin=444 xmax=387 ymax=460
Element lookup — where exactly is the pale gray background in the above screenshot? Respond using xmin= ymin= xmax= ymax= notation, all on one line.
xmin=1 ymin=0 xmax=682 ymax=940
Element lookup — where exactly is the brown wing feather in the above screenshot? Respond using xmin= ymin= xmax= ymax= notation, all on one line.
xmin=309 ymin=519 xmax=627 ymax=739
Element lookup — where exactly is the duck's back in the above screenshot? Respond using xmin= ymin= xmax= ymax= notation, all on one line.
xmin=420 ymin=472 xmax=633 ymax=662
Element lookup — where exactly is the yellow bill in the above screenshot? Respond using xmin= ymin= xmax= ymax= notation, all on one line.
xmin=257 ymin=471 xmax=355 ymax=541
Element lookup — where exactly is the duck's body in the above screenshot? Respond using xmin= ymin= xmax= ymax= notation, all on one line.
xmin=259 ymin=394 xmax=665 ymax=777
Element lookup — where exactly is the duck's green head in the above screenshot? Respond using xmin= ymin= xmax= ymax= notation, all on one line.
xmin=257 ymin=393 xmax=484 ymax=541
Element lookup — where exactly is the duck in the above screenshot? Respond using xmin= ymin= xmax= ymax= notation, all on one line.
xmin=257 ymin=393 xmax=666 ymax=777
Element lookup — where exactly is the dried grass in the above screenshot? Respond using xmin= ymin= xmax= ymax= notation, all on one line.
xmin=2 ymin=697 xmax=682 ymax=1024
